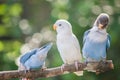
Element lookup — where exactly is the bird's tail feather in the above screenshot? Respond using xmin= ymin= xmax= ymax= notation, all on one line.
xmin=74 ymin=71 xmax=83 ymax=76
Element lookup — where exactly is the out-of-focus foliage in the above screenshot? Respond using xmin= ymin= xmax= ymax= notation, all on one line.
xmin=0 ymin=0 xmax=120 ymax=80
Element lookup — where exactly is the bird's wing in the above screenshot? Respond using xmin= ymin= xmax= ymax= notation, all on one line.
xmin=83 ymin=30 xmax=90 ymax=44
xmin=20 ymin=49 xmax=37 ymax=64
xmin=72 ymin=34 xmax=81 ymax=51
xmin=106 ymin=34 xmax=111 ymax=49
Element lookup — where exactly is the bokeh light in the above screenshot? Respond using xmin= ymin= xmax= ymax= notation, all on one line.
xmin=78 ymin=17 xmax=89 ymax=27
xmin=103 ymin=5 xmax=113 ymax=15
xmin=58 ymin=12 xmax=69 ymax=19
xmin=92 ymin=5 xmax=102 ymax=15
xmin=19 ymin=19 xmax=32 ymax=35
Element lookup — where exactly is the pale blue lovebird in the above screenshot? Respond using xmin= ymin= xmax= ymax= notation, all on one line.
xmin=82 ymin=13 xmax=111 ymax=71
xmin=19 ymin=43 xmax=53 ymax=80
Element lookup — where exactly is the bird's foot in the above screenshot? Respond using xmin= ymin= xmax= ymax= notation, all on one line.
xmin=41 ymin=67 xmax=47 ymax=71
xmin=24 ymin=70 xmax=27 ymax=74
xmin=84 ymin=60 xmax=88 ymax=65
xmin=74 ymin=61 xmax=84 ymax=71
xmin=61 ymin=64 xmax=68 ymax=73
xmin=74 ymin=61 xmax=79 ymax=71
xmin=95 ymin=60 xmax=106 ymax=74
xmin=24 ymin=69 xmax=30 ymax=74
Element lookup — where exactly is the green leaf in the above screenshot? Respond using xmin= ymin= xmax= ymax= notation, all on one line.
xmin=9 ymin=3 xmax=22 ymax=16
xmin=0 ymin=41 xmax=4 ymax=51
xmin=0 ymin=4 xmax=7 ymax=15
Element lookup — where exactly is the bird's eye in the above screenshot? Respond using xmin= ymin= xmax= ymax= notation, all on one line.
xmin=59 ymin=24 xmax=62 ymax=26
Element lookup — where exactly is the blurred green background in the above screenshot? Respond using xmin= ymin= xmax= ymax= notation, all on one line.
xmin=0 ymin=0 xmax=120 ymax=80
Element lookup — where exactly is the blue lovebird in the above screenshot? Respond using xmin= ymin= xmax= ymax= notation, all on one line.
xmin=82 ymin=13 xmax=111 ymax=63
xmin=19 ymin=43 xmax=53 ymax=80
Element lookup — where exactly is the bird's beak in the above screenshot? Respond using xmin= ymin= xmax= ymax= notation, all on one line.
xmin=53 ymin=24 xmax=57 ymax=30
xmin=98 ymin=24 xmax=103 ymax=29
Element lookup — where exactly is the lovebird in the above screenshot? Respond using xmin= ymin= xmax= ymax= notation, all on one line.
xmin=82 ymin=13 xmax=111 ymax=71
xmin=53 ymin=19 xmax=83 ymax=76
xmin=19 ymin=43 xmax=53 ymax=80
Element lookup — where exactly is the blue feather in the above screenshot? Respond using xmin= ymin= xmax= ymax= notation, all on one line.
xmin=106 ymin=34 xmax=111 ymax=49
xmin=20 ymin=49 xmax=37 ymax=64
xmin=83 ymin=30 xmax=90 ymax=44
xmin=82 ymin=29 xmax=111 ymax=61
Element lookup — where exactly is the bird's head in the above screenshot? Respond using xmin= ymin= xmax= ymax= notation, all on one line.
xmin=53 ymin=19 xmax=72 ymax=34
xmin=94 ymin=13 xmax=109 ymax=30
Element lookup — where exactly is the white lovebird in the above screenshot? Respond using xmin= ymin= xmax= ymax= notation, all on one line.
xmin=53 ymin=19 xmax=83 ymax=76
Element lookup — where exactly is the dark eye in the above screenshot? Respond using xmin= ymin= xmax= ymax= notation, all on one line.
xmin=59 ymin=24 xmax=62 ymax=26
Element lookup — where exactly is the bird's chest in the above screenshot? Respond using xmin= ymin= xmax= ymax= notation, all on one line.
xmin=56 ymin=35 xmax=80 ymax=63
xmin=57 ymin=35 xmax=71 ymax=50
xmin=87 ymin=31 xmax=107 ymax=43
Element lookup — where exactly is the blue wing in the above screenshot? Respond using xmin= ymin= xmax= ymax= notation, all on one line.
xmin=20 ymin=49 xmax=38 ymax=64
xmin=83 ymin=30 xmax=90 ymax=44
xmin=106 ymin=34 xmax=111 ymax=49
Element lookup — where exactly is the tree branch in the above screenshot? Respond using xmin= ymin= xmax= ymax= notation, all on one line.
xmin=0 ymin=60 xmax=114 ymax=79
